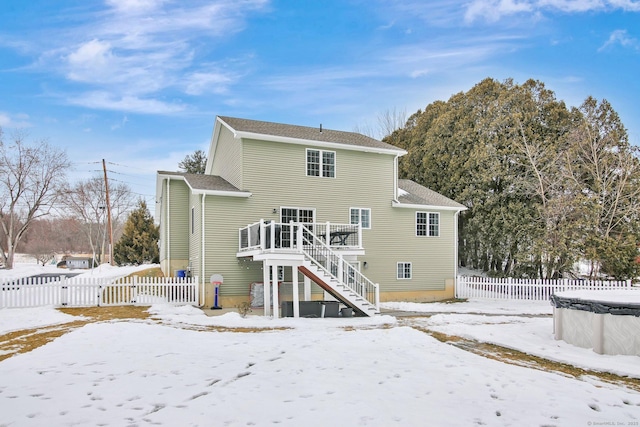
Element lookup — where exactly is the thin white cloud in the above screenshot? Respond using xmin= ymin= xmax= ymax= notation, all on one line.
xmin=110 ymin=115 xmax=129 ymax=130
xmin=68 ymin=92 xmax=187 ymax=115
xmin=66 ymin=39 xmax=116 ymax=82
xmin=384 ymin=0 xmax=640 ymax=25
xmin=0 ymin=112 xmax=32 ymax=128
xmin=184 ymin=71 xmax=234 ymax=96
xmin=598 ymin=29 xmax=639 ymax=51
xmin=465 ymin=0 xmax=533 ymax=23
xmin=105 ymin=0 xmax=165 ymax=15
xmin=464 ymin=0 xmax=640 ymax=22
xmin=27 ymin=1 xmax=269 ymax=114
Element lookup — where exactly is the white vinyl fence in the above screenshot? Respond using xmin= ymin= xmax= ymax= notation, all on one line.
xmin=0 ymin=275 xmax=200 ymax=309
xmin=456 ymin=276 xmax=633 ymax=301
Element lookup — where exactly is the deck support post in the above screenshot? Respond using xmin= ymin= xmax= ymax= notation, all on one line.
xmin=303 ymin=275 xmax=311 ymax=301
xmin=262 ymin=261 xmax=271 ymax=316
xmin=271 ymin=263 xmax=279 ymax=319
xmin=292 ymin=266 xmax=300 ymax=318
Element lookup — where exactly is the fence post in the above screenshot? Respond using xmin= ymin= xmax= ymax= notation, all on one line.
xmin=131 ymin=275 xmax=138 ymax=304
xmin=60 ymin=275 xmax=68 ymax=307
xmin=508 ymin=277 xmax=512 ymax=300
xmin=193 ymin=275 xmax=199 ymax=305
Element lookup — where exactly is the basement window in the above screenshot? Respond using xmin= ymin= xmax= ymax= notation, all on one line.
xmin=397 ymin=262 xmax=412 ymax=280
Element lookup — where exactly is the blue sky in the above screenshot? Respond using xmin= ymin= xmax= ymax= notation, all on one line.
xmin=1 ymin=0 xmax=639 ymax=216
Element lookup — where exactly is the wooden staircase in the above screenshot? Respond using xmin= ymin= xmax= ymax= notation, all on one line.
xmin=297 ymin=225 xmax=380 ymax=317
xmin=298 ymin=261 xmax=379 ymax=316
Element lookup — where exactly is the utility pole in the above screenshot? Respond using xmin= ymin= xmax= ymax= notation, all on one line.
xmin=102 ymin=159 xmax=114 ymax=266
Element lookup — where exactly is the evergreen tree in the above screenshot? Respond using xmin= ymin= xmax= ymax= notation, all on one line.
xmin=113 ymin=200 xmax=159 ymax=265
xmin=388 ymin=78 xmax=639 ymax=279
xmin=178 ymin=150 xmax=207 ymax=174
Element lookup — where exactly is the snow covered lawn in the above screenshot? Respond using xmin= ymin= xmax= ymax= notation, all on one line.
xmin=1 ymin=264 xmax=639 ymax=426
xmin=0 ymin=304 xmax=638 ymax=426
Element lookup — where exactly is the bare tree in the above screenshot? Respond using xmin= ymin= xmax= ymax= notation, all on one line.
xmin=20 ymin=218 xmax=90 ymax=263
xmin=564 ymin=98 xmax=640 ymax=278
xmin=60 ymin=176 xmax=135 ymax=264
xmin=378 ymin=107 xmax=408 ymax=139
xmin=0 ymin=129 xmax=70 ymax=268
xmin=353 ymin=108 xmax=408 ymax=140
xmin=21 ymin=219 xmax=56 ymax=266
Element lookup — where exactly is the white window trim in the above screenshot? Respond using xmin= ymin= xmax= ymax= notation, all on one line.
xmin=280 ymin=207 xmax=316 ymax=223
xmin=349 ymin=207 xmax=371 ymax=229
xmin=397 ymin=262 xmax=412 ymax=280
xmin=306 ymin=148 xmax=336 ymax=178
xmin=416 ymin=211 xmax=440 ymax=237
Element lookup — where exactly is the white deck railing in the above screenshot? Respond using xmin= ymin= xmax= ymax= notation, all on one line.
xmin=0 ymin=275 xmax=199 ymax=309
xmin=456 ymin=276 xmax=634 ymax=301
xmin=239 ymin=220 xmax=361 ymax=252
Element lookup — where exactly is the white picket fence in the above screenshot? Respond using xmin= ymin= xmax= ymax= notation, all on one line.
xmin=456 ymin=276 xmax=634 ymax=301
xmin=0 ymin=275 xmax=200 ymax=309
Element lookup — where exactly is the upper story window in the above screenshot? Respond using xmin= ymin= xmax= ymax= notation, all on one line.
xmin=350 ymin=208 xmax=371 ymax=229
xmin=416 ymin=212 xmax=439 ymax=237
xmin=306 ymin=149 xmax=335 ymax=178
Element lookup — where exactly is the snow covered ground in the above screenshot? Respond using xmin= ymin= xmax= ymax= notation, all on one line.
xmin=1 ymin=263 xmax=639 ymax=426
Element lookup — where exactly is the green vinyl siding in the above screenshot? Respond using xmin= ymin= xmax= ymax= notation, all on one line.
xmin=159 ymin=180 xmax=167 ymax=262
xmin=241 ymin=139 xmax=395 ymax=217
xmin=165 ymin=132 xmax=458 ymax=297
xmin=202 ymin=196 xmax=264 ymax=296
xmin=211 ymin=125 xmax=243 ymax=189
xmin=364 ymin=205 xmax=456 ymax=291
xmin=188 ymin=193 xmax=203 ymax=277
xmin=241 ymin=138 xmax=457 ymax=291
xmin=167 ymin=179 xmax=190 ymax=260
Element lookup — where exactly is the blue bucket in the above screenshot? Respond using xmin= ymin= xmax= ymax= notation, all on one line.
xmin=176 ymin=270 xmax=186 ymax=278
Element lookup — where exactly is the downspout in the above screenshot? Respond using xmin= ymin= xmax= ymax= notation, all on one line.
xmin=201 ymin=193 xmax=206 ymax=306
xmin=454 ymin=210 xmax=460 ymax=298
xmin=393 ymin=155 xmax=400 ymax=203
xmin=166 ymin=178 xmax=171 ymax=274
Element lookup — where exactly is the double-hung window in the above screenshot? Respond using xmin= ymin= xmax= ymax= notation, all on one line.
xmin=397 ymin=262 xmax=412 ymax=279
xmin=306 ymin=149 xmax=335 ymax=178
xmin=416 ymin=212 xmax=439 ymax=237
xmin=350 ymin=208 xmax=371 ymax=229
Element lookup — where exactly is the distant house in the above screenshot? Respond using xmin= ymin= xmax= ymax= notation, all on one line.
xmin=156 ymin=116 xmax=466 ymax=317
xmin=65 ymin=256 xmax=92 ymax=270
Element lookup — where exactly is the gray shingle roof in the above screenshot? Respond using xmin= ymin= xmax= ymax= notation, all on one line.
xmin=218 ymin=116 xmax=404 ymax=152
xmin=157 ymin=171 xmax=248 ymax=194
xmin=398 ymin=179 xmax=467 ymax=209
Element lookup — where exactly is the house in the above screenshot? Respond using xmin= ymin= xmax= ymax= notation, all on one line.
xmin=156 ymin=116 xmax=466 ymax=317
xmin=65 ymin=256 xmax=93 ymax=270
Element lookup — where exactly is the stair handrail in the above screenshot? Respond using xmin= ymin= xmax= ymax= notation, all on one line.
xmin=297 ymin=224 xmax=379 ymax=311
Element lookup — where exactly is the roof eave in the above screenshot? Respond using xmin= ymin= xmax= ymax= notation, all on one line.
xmin=234 ymin=130 xmax=407 ymax=156
xmin=192 ymin=189 xmax=252 ymax=198
xmin=392 ymin=201 xmax=467 ymax=211
xmin=156 ymin=173 xmax=251 ymax=198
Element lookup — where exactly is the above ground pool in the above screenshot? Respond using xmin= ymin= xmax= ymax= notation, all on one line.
xmin=550 ymin=290 xmax=640 ymax=356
